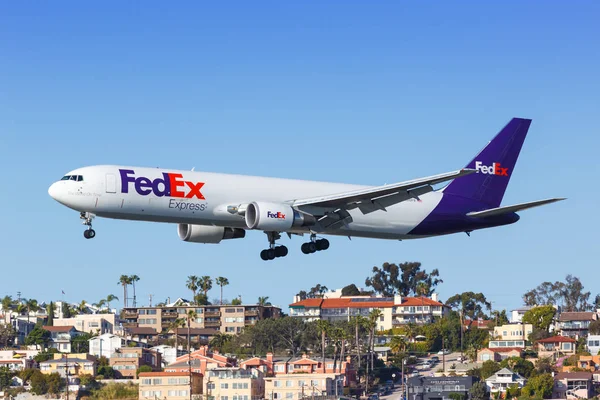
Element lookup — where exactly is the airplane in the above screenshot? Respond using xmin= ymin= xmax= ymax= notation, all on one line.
xmin=48 ymin=117 xmax=564 ymax=261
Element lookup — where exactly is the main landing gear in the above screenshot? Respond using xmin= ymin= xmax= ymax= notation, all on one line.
xmin=80 ymin=212 xmax=96 ymax=239
xmin=260 ymin=232 xmax=288 ymax=261
xmin=301 ymin=234 xmax=329 ymax=254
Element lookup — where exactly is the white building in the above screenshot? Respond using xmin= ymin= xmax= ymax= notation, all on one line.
xmin=587 ymin=335 xmax=600 ymax=355
xmin=485 ymin=368 xmax=527 ymax=393
xmin=89 ymin=333 xmax=123 ymax=358
xmin=151 ymin=345 xmax=179 ymax=367
xmin=510 ymin=306 xmax=533 ymax=323
xmin=54 ymin=313 xmax=115 ymax=334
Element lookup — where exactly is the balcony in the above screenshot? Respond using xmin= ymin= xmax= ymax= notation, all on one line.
xmin=162 ymin=311 xmax=179 ymax=318
xmin=245 ymin=310 xmax=259 ymax=316
xmin=205 ymin=311 xmax=220 ymax=317
xmin=122 ymin=322 xmax=138 ymax=329
xmin=122 ymin=311 xmax=138 ymax=318
xmin=205 ymin=321 xmax=220 ymax=328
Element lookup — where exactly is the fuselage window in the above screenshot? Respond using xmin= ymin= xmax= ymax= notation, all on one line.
xmin=69 ymin=176 xmax=77 ymax=181
xmin=61 ymin=176 xmax=71 ymax=181
xmin=77 ymin=175 xmax=83 ymax=182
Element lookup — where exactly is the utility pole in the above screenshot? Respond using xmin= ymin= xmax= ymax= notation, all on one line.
xmin=64 ymin=354 xmax=69 ymax=400
xmin=442 ymin=336 xmax=445 ymax=374
xmin=149 ymin=294 xmax=154 ymax=307
xmin=460 ymin=309 xmax=464 ymax=360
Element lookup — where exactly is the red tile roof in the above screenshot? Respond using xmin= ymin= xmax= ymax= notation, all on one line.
xmin=290 ymin=299 xmax=323 ymax=308
xmin=398 ymin=297 xmax=444 ymax=307
xmin=558 ymin=312 xmax=597 ymax=322
xmin=536 ymin=336 xmax=577 ymax=344
xmin=42 ymin=326 xmax=75 ymax=332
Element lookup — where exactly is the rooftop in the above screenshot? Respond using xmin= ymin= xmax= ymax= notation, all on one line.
xmin=558 ymin=312 xmax=597 ymax=322
xmin=555 ymin=372 xmax=593 ymax=380
xmin=536 ymin=336 xmax=577 ymax=344
xmin=290 ymin=296 xmax=444 ymax=309
xmin=42 ymin=326 xmax=76 ymax=332
xmin=140 ymin=371 xmax=202 ymax=377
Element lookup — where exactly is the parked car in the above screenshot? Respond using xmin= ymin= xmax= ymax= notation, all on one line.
xmin=431 ymin=356 xmax=439 ymax=362
xmin=437 ymin=349 xmax=450 ymax=355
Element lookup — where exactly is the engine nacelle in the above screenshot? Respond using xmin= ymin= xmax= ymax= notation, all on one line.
xmin=245 ymin=201 xmax=316 ymax=230
xmin=178 ymin=224 xmax=246 ymax=244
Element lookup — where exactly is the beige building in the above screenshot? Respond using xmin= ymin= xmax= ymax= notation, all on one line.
xmin=139 ymin=371 xmax=203 ymax=400
xmin=205 ymin=368 xmax=264 ymax=400
xmin=493 ymin=323 xmax=533 ymax=341
xmin=264 ymin=372 xmax=344 ymax=400
xmin=54 ymin=313 xmax=115 ymax=334
xmin=39 ymin=353 xmax=97 ymax=377
xmin=121 ymin=304 xmax=281 ymax=335
xmin=110 ymin=347 xmax=162 ymax=378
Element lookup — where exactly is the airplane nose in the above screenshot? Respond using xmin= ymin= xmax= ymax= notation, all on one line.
xmin=48 ymin=182 xmax=60 ymax=201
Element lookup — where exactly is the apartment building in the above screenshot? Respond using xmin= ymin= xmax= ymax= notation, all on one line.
xmin=587 ymin=335 xmax=600 ymax=355
xmin=121 ymin=303 xmax=281 ymax=335
xmin=165 ymin=346 xmax=234 ymax=376
xmin=110 ymin=347 xmax=162 ymax=378
xmin=289 ymin=294 xmax=447 ymax=329
xmin=240 ymin=353 xmax=356 ymax=386
xmin=39 ymin=353 xmax=97 ymax=377
xmin=489 ymin=323 xmax=533 ymax=349
xmin=54 ymin=313 xmax=115 ymax=334
xmin=265 ymin=372 xmax=345 ymax=400
xmin=42 ymin=326 xmax=81 ymax=352
xmin=205 ymin=367 xmax=264 ymax=400
xmin=557 ymin=312 xmax=598 ymax=339
xmin=139 ymin=371 xmax=203 ymax=400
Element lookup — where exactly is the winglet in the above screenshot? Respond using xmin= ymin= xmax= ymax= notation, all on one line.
xmin=467 ymin=198 xmax=566 ymax=218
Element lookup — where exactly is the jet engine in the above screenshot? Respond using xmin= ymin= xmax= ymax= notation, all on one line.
xmin=178 ymin=224 xmax=246 ymax=244
xmin=244 ymin=201 xmax=316 ymax=231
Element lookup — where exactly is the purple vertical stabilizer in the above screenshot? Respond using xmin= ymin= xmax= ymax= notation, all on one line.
xmin=443 ymin=118 xmax=531 ymax=208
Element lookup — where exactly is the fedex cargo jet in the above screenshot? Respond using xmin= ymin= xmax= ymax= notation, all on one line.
xmin=48 ymin=118 xmax=564 ymax=260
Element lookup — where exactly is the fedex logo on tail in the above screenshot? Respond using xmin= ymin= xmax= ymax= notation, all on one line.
xmin=475 ymin=161 xmax=509 ymax=176
xmin=267 ymin=211 xmax=286 ymax=219
xmin=119 ymin=169 xmax=205 ymax=199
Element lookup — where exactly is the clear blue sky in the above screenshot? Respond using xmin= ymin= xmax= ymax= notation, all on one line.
xmin=1 ymin=2 xmax=598 ymax=315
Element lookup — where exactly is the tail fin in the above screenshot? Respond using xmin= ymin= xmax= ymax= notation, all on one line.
xmin=443 ymin=118 xmax=531 ymax=207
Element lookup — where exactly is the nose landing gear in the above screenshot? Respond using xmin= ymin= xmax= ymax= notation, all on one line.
xmin=260 ymin=231 xmax=288 ymax=261
xmin=301 ymin=234 xmax=329 ymax=254
xmin=80 ymin=212 xmax=96 ymax=239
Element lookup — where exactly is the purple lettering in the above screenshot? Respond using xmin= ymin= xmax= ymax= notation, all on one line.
xmin=135 ymin=177 xmax=152 ymax=195
xmin=120 ymin=169 xmax=136 ymax=193
xmin=152 ymin=173 xmax=171 ymax=197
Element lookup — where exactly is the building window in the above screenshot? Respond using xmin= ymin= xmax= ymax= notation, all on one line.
xmin=221 ymin=383 xmax=229 ymax=389
xmin=286 ymin=380 xmax=293 ymax=387
xmin=274 ymin=381 xmax=282 ymax=387
xmin=147 ymin=309 xmax=157 ymax=315
xmin=226 ymin=327 xmax=235 ymax=333
xmin=237 ymin=308 xmax=244 ymax=313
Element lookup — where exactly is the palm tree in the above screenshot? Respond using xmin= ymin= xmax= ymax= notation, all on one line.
xmin=350 ymin=316 xmax=366 ymax=369
xmin=1 ymin=295 xmax=14 ymax=316
xmin=199 ymin=276 xmax=212 ymax=299
xmin=129 ymin=275 xmax=140 ymax=307
xmin=367 ymin=309 xmax=383 ymax=370
xmin=77 ymin=300 xmax=88 ymax=315
xmin=215 ymin=277 xmax=229 ymax=305
xmin=258 ymin=296 xmax=271 ymax=306
xmin=390 ymin=335 xmax=408 ymax=354
xmin=25 ymin=299 xmax=39 ymax=335
xmin=186 ymin=276 xmax=199 ymax=304
xmin=168 ymin=318 xmax=186 ymax=355
xmin=210 ymin=332 xmax=232 ymax=351
xmin=118 ymin=275 xmax=132 ymax=308
xmin=416 ymin=282 xmax=429 ymax=324
xmin=105 ymin=294 xmax=118 ymax=312
xmin=316 ymin=319 xmax=330 ymax=373
xmin=93 ymin=299 xmax=106 ymax=313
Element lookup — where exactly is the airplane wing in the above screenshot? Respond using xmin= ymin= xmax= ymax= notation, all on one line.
xmin=291 ymin=168 xmax=476 ymax=231
xmin=466 ymin=198 xmax=566 ymax=218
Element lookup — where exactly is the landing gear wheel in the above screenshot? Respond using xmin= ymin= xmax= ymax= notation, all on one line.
xmin=316 ymin=238 xmax=329 ymax=250
xmin=260 ymin=250 xmax=269 ymax=261
xmin=307 ymin=242 xmax=317 ymax=253
xmin=83 ymin=229 xmax=96 ymax=239
xmin=266 ymin=249 xmax=276 ymax=260
xmin=274 ymin=246 xmax=288 ymax=257
xmin=301 ymin=243 xmax=310 ymax=254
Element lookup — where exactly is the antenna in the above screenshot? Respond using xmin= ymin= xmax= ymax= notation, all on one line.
xmin=149 ymin=294 xmax=154 ymax=307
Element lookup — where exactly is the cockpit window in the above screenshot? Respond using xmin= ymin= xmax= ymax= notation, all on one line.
xmin=60 ymin=175 xmax=83 ymax=181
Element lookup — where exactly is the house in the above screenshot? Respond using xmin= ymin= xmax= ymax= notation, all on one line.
xmin=587 ymin=335 xmax=600 ymax=355
xmin=557 ymin=312 xmax=598 ymax=339
xmin=374 ymin=346 xmax=392 ymax=363
xmin=485 ymin=368 xmax=527 ymax=393
xmin=407 ymin=376 xmax=479 ymax=400
xmin=492 ymin=323 xmax=533 ymax=342
xmin=478 ymin=348 xmax=523 ymax=362
xmin=553 ymin=372 xmax=594 ymax=399
xmin=39 ymin=353 xmax=97 ymax=377
xmin=574 ymin=355 xmax=600 ymax=372
xmin=510 ymin=306 xmax=533 ymax=323
xmin=265 ymin=372 xmax=343 ymax=400
xmin=289 ymin=294 xmax=448 ymax=330
xmin=125 ymin=327 xmax=160 ymax=344
xmin=239 ymin=353 xmax=357 ymax=386
xmin=206 ymin=367 xmax=264 ymax=400
xmin=110 ymin=347 xmax=162 ymax=378
xmin=151 ymin=345 xmax=179 ymax=367
xmin=89 ymin=333 xmax=124 ymax=358
xmin=54 ymin=313 xmax=116 ymax=334
xmin=463 ymin=319 xmax=493 ymax=331
xmin=42 ymin=325 xmax=80 ymax=352
xmin=0 ymin=350 xmax=38 ymax=371
xmin=535 ymin=336 xmax=577 ymax=359
xmin=139 ymin=371 xmax=203 ymax=400
xmin=165 ymin=345 xmax=234 ymax=376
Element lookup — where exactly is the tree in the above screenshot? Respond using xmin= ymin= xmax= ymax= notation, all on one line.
xmin=33 ymin=348 xmax=59 ymax=363
xmin=210 ymin=332 xmax=232 ymax=351
xmin=589 ymin=319 xmax=600 ymax=335
xmin=469 ymin=381 xmax=488 ymax=400
xmin=129 ymin=275 xmax=140 ymax=307
xmin=367 ymin=309 xmax=383 ymax=370
xmin=72 ymin=332 xmax=93 ymax=353
xmin=118 ymin=275 xmax=132 ymax=308
xmin=30 ymin=370 xmax=48 ymax=395
xmin=390 ymin=335 xmax=408 ymax=354
xmin=46 ymin=302 xmax=55 ymax=326
xmin=25 ymin=325 xmax=50 ymax=349
xmin=341 ymin=284 xmax=361 ymax=296
xmin=1 ymin=295 xmax=14 ymax=314
xmin=0 ymin=324 xmax=16 ymax=347
xmin=0 ymin=366 xmax=15 ymax=390
xmin=215 ymin=277 xmax=229 ymax=305
xmin=499 ymin=357 xmax=534 ymax=378
xmin=594 ymin=294 xmax=600 ymax=309
xmin=62 ymin=302 xmax=73 ymax=318
xmin=231 ymin=298 xmax=242 ymax=306
xmin=523 ymin=275 xmax=591 ymax=311
xmin=105 ymin=294 xmax=118 ymax=312
xmin=186 ymin=276 xmax=199 ymax=304
xmin=168 ymin=318 xmax=186 ymax=353
xmin=480 ymin=360 xmax=501 ymax=379
xmin=77 ymin=300 xmax=88 ymax=315
xmin=490 ymin=310 xmax=510 ymax=326
xmin=416 ymin=282 xmax=430 ymax=323
xmin=445 ymin=292 xmax=491 ymax=320
xmin=78 ymin=373 xmax=96 ymax=386
xmin=365 ymin=262 xmax=442 ymax=297
xmin=25 ymin=299 xmax=40 ymax=334
xmin=316 ymin=320 xmax=330 ymax=372
xmin=534 ymin=357 xmax=554 ymax=375
xmin=522 ymin=305 xmax=556 ymax=332
xmin=199 ymin=276 xmax=213 ymax=299
xmin=194 ymin=293 xmax=210 ymax=306
xmin=258 ymin=296 xmax=271 ymax=306
xmin=45 ymin=372 xmax=64 ymax=395
xmin=350 ymin=316 xmax=365 ymax=369
xmin=97 ymin=365 xmax=115 ymax=378
xmin=522 ymin=373 xmax=554 ymax=399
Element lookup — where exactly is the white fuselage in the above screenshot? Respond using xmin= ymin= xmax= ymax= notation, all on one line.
xmin=49 ymin=165 xmax=444 ymax=239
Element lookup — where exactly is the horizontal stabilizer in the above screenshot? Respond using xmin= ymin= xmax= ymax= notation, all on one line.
xmin=466 ymin=198 xmax=566 ymax=218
